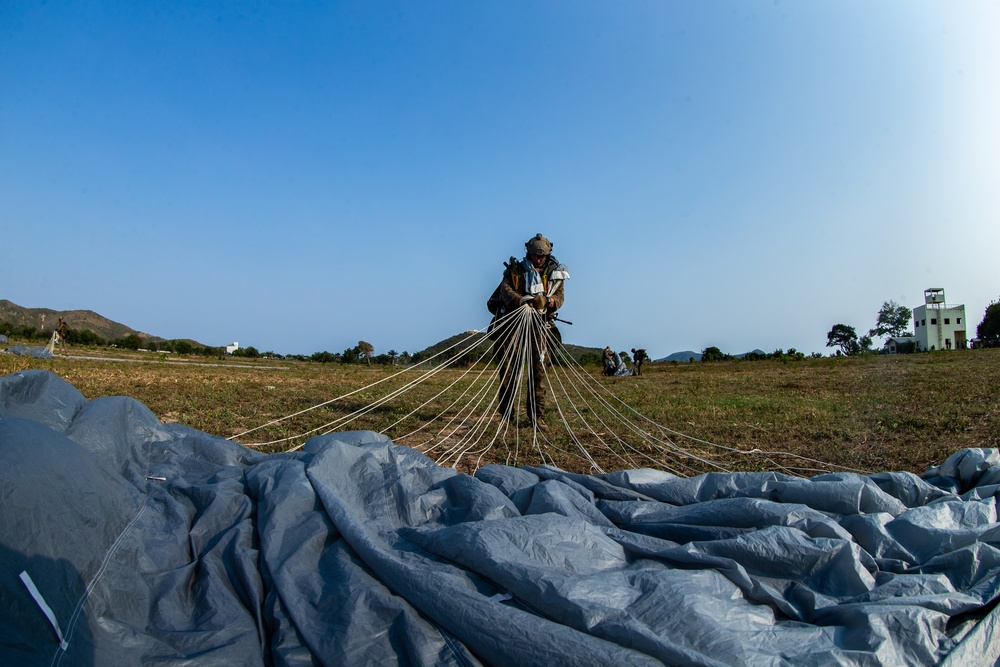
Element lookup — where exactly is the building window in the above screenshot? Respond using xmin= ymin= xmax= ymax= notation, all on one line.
xmin=945 ymin=318 xmax=950 ymax=325
xmin=922 ymin=319 xmax=926 ymax=326
xmin=915 ymin=321 xmax=919 ymax=328
xmin=958 ymin=318 xmax=962 ymax=324
xmin=931 ymin=319 xmax=937 ymax=325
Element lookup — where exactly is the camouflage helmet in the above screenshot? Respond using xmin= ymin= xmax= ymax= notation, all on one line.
xmin=525 ymin=233 xmax=553 ymax=256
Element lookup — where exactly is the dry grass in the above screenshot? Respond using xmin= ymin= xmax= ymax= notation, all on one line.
xmin=3 ymin=345 xmax=999 ymax=476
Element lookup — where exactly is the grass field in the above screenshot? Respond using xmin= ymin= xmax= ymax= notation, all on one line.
xmin=3 ymin=344 xmax=999 ymax=477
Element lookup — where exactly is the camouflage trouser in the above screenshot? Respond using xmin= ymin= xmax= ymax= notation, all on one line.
xmin=496 ymin=326 xmax=548 ymax=422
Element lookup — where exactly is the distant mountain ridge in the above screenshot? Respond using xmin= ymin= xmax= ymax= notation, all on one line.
xmin=0 ymin=299 xmax=165 ymax=343
xmin=656 ymin=348 xmax=768 ymax=362
xmin=658 ymin=350 xmax=701 ymax=362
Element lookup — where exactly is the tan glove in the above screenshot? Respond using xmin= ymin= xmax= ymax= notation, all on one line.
xmin=532 ymin=294 xmax=548 ymax=310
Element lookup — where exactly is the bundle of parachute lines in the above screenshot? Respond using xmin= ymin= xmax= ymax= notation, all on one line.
xmin=234 ymin=304 xmax=858 ymax=477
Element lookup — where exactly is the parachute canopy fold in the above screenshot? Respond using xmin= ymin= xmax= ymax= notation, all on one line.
xmin=2 ymin=369 xmax=1000 ymax=666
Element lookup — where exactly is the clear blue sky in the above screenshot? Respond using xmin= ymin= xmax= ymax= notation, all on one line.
xmin=2 ymin=1 xmax=998 ymax=358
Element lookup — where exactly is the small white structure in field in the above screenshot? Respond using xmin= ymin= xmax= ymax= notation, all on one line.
xmin=226 ymin=342 xmax=240 ymax=354
xmin=913 ymin=289 xmax=967 ymax=351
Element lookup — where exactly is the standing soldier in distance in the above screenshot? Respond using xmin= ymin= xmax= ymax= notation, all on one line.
xmin=631 ymin=348 xmax=648 ymax=376
xmin=56 ymin=317 xmax=69 ymax=353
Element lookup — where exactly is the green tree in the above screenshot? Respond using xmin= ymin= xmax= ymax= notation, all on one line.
xmin=826 ymin=324 xmax=860 ymax=356
xmin=116 ymin=334 xmax=143 ymax=350
xmin=701 ymin=346 xmax=727 ymax=362
xmin=869 ymin=300 xmax=913 ymax=340
xmin=174 ymin=340 xmax=193 ymax=355
xmin=977 ymin=298 xmax=1000 ymax=340
xmin=387 ymin=350 xmax=398 ymax=366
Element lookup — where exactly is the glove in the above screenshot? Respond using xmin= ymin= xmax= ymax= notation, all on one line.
xmin=532 ymin=294 xmax=548 ymax=310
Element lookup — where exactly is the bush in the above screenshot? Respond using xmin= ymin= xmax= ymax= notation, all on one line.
xmin=64 ymin=328 xmax=105 ymax=346
xmin=114 ymin=334 xmax=143 ymax=350
xmin=701 ymin=346 xmax=730 ymax=362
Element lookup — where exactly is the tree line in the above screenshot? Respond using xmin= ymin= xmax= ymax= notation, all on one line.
xmin=8 ymin=297 xmax=999 ymax=365
xmin=825 ymin=297 xmax=1000 ymax=356
xmin=303 ymin=341 xmax=412 ymax=366
xmin=1 ymin=322 xmax=228 ymax=357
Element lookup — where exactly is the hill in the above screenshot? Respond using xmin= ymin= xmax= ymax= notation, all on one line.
xmin=0 ymin=299 xmax=213 ymax=347
xmin=659 ymin=350 xmax=701 ymax=362
xmin=0 ymin=299 xmax=156 ymax=342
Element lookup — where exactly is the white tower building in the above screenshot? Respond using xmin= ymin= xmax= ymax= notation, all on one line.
xmin=913 ymin=289 xmax=967 ymax=351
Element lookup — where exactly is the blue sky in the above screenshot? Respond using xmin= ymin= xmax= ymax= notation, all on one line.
xmin=2 ymin=1 xmax=998 ymax=358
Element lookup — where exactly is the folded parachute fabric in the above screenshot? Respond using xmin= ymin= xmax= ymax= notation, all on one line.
xmin=2 ymin=369 xmax=1000 ymax=666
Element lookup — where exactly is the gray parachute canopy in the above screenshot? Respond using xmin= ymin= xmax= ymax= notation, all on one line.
xmin=2 ymin=369 xmax=1000 ymax=666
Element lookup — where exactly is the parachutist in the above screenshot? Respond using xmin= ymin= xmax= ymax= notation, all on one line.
xmin=486 ymin=233 xmax=570 ymax=426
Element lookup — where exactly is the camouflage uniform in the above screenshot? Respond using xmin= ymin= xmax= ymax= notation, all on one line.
xmin=57 ymin=318 xmax=68 ymax=350
xmin=602 ymin=347 xmax=614 ymax=376
xmin=631 ymin=348 xmax=647 ymax=376
xmin=487 ymin=236 xmax=568 ymax=425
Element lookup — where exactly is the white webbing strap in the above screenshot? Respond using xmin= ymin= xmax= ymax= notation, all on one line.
xmin=19 ymin=570 xmax=69 ymax=651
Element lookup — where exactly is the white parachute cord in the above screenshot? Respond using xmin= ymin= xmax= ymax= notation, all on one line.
xmin=537 ymin=323 xmax=660 ymax=470
xmin=232 ymin=326 xmax=498 ymax=442
xmin=434 ymin=381 xmax=508 ymax=469
xmin=530 ymin=310 xmax=606 ymax=472
xmin=546 ymin=339 xmax=706 ymax=473
xmin=251 ymin=357 xmax=459 ymax=448
xmin=547 ymin=336 xmax=733 ymax=466
xmin=518 ymin=308 xmax=549 ymax=465
xmin=240 ymin=320 xmax=510 ymax=448
xmin=393 ymin=307 xmax=527 ymax=443
xmin=544 ymin=335 xmax=733 ymax=474
xmin=416 ymin=365 xmax=506 ymax=464
xmin=583 ymin=361 xmax=869 ymax=475
xmin=389 ymin=339 xmax=503 ymax=443
xmin=538 ymin=324 xmax=729 ymax=474
xmin=485 ymin=305 xmax=541 ymax=464
xmin=488 ymin=309 xmax=529 ymax=466
xmin=539 ymin=325 xmax=641 ymax=470
xmin=542 ymin=337 xmax=704 ymax=476
xmin=314 ymin=330 xmax=505 ymax=449
xmin=544 ymin=332 xmax=863 ymax=476
xmin=395 ymin=308 xmax=537 ymax=470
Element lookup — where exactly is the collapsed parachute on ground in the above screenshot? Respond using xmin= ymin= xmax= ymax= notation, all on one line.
xmin=2 ymin=345 xmax=54 ymax=359
xmin=2 ymin=370 xmax=1000 ymax=666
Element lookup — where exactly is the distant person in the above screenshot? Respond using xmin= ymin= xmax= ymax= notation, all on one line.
xmin=56 ymin=317 xmax=68 ymax=352
xmin=631 ymin=348 xmax=647 ymax=376
xmin=602 ymin=346 xmax=615 ymax=376
xmin=486 ymin=233 xmax=569 ymax=428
